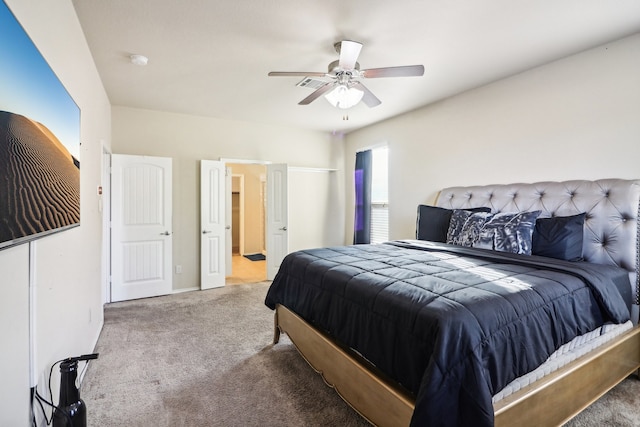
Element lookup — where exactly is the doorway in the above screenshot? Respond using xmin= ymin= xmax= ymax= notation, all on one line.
xmin=226 ymin=163 xmax=267 ymax=284
xmin=200 ymin=159 xmax=288 ymax=286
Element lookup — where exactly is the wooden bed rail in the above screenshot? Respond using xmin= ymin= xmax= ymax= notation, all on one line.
xmin=493 ymin=326 xmax=640 ymax=426
xmin=274 ymin=304 xmax=640 ymax=427
xmin=274 ymin=304 xmax=414 ymax=426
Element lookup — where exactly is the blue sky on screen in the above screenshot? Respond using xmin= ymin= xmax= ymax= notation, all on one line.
xmin=0 ymin=1 xmax=80 ymax=159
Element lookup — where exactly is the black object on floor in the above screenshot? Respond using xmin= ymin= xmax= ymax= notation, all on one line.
xmin=53 ymin=353 xmax=99 ymax=427
xmin=244 ymin=254 xmax=266 ymax=261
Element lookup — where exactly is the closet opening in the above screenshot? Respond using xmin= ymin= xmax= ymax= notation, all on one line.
xmin=226 ymin=163 xmax=267 ymax=285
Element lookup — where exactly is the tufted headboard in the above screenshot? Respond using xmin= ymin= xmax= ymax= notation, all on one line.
xmin=435 ymin=179 xmax=640 ymax=319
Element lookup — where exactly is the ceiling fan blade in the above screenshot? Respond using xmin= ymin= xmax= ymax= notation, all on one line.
xmin=268 ymin=71 xmax=327 ymax=77
xmin=338 ymin=40 xmax=363 ymax=70
xmin=362 ymin=65 xmax=425 ymax=78
xmin=298 ymin=82 xmax=336 ymax=105
xmin=352 ymin=82 xmax=381 ymax=108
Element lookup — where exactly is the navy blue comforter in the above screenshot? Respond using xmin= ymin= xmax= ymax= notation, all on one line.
xmin=264 ymin=241 xmax=630 ymax=426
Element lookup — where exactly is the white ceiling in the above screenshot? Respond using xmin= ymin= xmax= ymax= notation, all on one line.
xmin=71 ymin=0 xmax=640 ymax=135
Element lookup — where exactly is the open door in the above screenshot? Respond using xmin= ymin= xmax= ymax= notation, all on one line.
xmin=200 ymin=160 xmax=226 ymax=289
xmin=266 ymin=164 xmax=288 ymax=280
xmin=111 ymin=154 xmax=173 ymax=302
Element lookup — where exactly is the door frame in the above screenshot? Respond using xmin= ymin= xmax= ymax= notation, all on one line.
xmin=231 ymin=173 xmax=245 ymax=256
xmin=101 ymin=144 xmax=111 ymax=304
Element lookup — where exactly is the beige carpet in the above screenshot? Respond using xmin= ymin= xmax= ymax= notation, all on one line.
xmin=81 ymin=282 xmax=640 ymax=426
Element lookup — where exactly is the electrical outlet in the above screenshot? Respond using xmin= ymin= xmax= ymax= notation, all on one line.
xmin=175 ymin=265 xmax=182 ymax=274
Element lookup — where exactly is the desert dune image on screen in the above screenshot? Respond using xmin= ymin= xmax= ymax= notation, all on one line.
xmin=0 ymin=0 xmax=80 ymax=249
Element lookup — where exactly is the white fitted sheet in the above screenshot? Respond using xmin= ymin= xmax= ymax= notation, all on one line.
xmin=493 ymin=320 xmax=634 ymax=402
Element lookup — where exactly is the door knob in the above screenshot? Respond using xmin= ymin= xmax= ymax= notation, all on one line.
xmin=161 ymin=231 xmax=171 ymax=236
xmin=225 ymin=225 xmax=231 ymax=230
xmin=279 ymin=226 xmax=288 ymax=231
xmin=202 ymin=230 xmax=212 ymax=234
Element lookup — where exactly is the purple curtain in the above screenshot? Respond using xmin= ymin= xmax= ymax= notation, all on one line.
xmin=353 ymin=150 xmax=372 ymax=244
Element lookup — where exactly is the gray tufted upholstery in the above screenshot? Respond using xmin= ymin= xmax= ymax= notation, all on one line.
xmin=435 ymin=179 xmax=640 ymax=309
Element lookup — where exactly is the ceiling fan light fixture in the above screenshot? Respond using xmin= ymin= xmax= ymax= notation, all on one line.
xmin=325 ymin=85 xmax=364 ymax=109
xmin=268 ymin=40 xmax=422 ymax=108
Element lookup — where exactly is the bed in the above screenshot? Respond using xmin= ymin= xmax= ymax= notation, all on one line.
xmin=265 ymin=179 xmax=640 ymax=426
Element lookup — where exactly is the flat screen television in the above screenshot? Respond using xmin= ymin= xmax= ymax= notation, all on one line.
xmin=0 ymin=0 xmax=81 ymax=250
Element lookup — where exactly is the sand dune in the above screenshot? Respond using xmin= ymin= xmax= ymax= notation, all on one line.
xmin=0 ymin=110 xmax=80 ymax=245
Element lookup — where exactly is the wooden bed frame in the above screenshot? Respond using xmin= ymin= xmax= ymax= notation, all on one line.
xmin=270 ymin=179 xmax=640 ymax=426
xmin=274 ymin=304 xmax=640 ymax=427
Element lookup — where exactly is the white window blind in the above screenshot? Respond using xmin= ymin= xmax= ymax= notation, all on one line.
xmin=370 ymin=202 xmax=389 ymax=244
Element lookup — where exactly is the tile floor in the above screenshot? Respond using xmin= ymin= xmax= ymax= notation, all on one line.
xmin=226 ymin=254 xmax=267 ymax=285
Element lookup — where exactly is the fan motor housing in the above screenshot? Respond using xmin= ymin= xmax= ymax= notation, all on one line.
xmin=328 ymin=60 xmax=360 ymax=73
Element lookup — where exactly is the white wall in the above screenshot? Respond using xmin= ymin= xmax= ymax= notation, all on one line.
xmin=288 ymin=167 xmax=344 ymax=252
xmin=0 ymin=244 xmax=29 ymax=424
xmin=111 ymin=106 xmax=345 ymax=291
xmin=0 ymin=1 xmax=111 ymax=425
xmin=344 ymin=33 xmax=640 ymax=241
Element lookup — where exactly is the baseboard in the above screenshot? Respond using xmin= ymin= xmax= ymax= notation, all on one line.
xmin=31 ymin=387 xmax=47 ymax=427
xmin=80 ymin=319 xmax=105 ymax=384
xmin=172 ymin=286 xmax=200 ymax=294
xmin=91 ymin=320 xmax=104 ymax=352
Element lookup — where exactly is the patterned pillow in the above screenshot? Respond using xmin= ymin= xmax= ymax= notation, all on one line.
xmin=476 ymin=211 xmax=542 ymax=255
xmin=447 ymin=210 xmax=541 ymax=255
xmin=446 ymin=210 xmax=495 ymax=247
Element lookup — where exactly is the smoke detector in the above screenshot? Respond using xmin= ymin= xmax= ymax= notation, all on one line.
xmin=130 ymin=54 xmax=148 ymax=66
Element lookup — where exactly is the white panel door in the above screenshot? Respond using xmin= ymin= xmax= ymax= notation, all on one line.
xmin=201 ymin=160 xmax=226 ymax=289
xmin=111 ymin=154 xmax=172 ymax=302
xmin=266 ymin=164 xmax=288 ymax=280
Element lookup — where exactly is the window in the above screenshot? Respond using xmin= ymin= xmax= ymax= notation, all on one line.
xmin=370 ymin=146 xmax=388 ymax=244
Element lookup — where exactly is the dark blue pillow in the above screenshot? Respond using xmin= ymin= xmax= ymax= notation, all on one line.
xmin=416 ymin=205 xmax=491 ymax=243
xmin=532 ymin=213 xmax=586 ymax=261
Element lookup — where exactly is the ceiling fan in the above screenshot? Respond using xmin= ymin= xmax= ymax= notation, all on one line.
xmin=268 ymin=40 xmax=424 ymax=109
